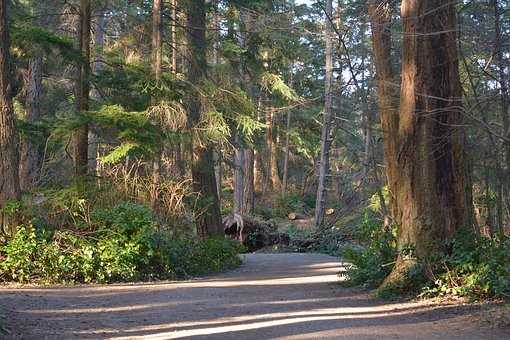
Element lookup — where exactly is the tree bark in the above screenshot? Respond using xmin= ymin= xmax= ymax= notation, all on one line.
xmin=368 ymin=0 xmax=399 ymax=222
xmin=380 ymin=0 xmax=474 ymax=288
xmin=19 ymin=56 xmax=43 ymax=190
xmin=74 ymin=0 xmax=91 ymax=176
xmin=493 ymin=0 xmax=509 ymax=232
xmin=89 ymin=1 xmax=108 ymax=175
xmin=0 ymin=0 xmax=21 ymax=233
xmin=151 ymin=0 xmax=162 ymax=210
xmin=186 ymin=0 xmax=223 ymax=237
xmin=314 ymin=0 xmax=335 ymax=229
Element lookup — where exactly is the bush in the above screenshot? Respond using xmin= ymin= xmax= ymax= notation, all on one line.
xmin=422 ymin=231 xmax=510 ymax=299
xmin=0 ymin=202 xmax=244 ymax=284
xmin=340 ymin=212 xmax=397 ymax=288
xmin=273 ymin=193 xmax=304 ymax=218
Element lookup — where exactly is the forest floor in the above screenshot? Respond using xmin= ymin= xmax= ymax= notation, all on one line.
xmin=0 ymin=253 xmax=508 ymax=339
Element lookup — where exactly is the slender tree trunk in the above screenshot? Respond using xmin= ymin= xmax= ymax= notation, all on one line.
xmin=151 ymin=0 xmax=162 ymax=210
xmin=19 ymin=56 xmax=43 ymax=190
xmin=212 ymin=0 xmax=222 ymax=200
xmin=282 ymin=108 xmax=292 ymax=196
xmin=0 ymin=0 xmax=21 ymax=233
xmin=380 ymin=0 xmax=474 ymax=288
xmin=89 ymin=2 xmax=107 ymax=175
xmin=266 ymin=109 xmax=281 ymax=192
xmin=74 ymin=0 xmax=91 ymax=176
xmin=368 ymin=0 xmax=399 ymax=222
xmin=171 ymin=0 xmax=178 ymax=74
xmin=186 ymin=0 xmax=223 ymax=237
xmin=314 ymin=0 xmax=335 ymax=229
xmin=493 ymin=0 xmax=509 ymax=232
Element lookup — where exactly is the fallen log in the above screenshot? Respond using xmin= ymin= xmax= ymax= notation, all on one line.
xmin=287 ymin=212 xmax=306 ymax=220
xmin=223 ymin=214 xmax=289 ymax=252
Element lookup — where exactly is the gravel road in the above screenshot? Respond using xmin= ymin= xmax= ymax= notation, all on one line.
xmin=0 ymin=253 xmax=507 ymax=339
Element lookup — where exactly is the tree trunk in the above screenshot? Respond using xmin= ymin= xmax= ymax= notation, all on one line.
xmin=0 ymin=0 xmax=21 ymax=233
xmin=19 ymin=56 xmax=43 ymax=190
xmin=233 ymin=133 xmax=245 ymax=214
xmin=243 ymin=148 xmax=255 ymax=214
xmin=368 ymin=0 xmax=399 ymax=222
xmin=89 ymin=1 xmax=108 ymax=175
xmin=493 ymin=0 xmax=509 ymax=232
xmin=266 ymin=109 xmax=281 ymax=192
xmin=282 ymin=108 xmax=291 ymax=196
xmin=186 ymin=0 xmax=223 ymax=237
xmin=74 ymin=0 xmax=91 ymax=176
xmin=380 ymin=0 xmax=474 ymax=288
xmin=314 ymin=0 xmax=335 ymax=229
xmin=151 ymin=0 xmax=162 ymax=210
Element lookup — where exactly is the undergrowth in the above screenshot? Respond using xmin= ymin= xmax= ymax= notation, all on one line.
xmin=0 ymin=183 xmax=244 ymax=284
xmin=341 ymin=211 xmax=510 ymax=300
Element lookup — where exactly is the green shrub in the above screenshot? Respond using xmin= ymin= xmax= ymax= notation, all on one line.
xmin=340 ymin=212 xmax=397 ymax=288
xmin=422 ymin=231 xmax=510 ymax=299
xmin=274 ymin=193 xmax=304 ymax=218
xmin=0 ymin=202 xmax=244 ymax=284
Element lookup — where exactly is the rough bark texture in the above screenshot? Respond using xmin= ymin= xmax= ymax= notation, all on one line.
xmin=0 ymin=0 xmax=21 ymax=232
xmin=186 ymin=0 xmax=223 ymax=237
xmin=314 ymin=0 xmax=334 ymax=229
xmin=379 ymin=0 xmax=474 ymax=287
xmin=74 ymin=0 xmax=91 ymax=176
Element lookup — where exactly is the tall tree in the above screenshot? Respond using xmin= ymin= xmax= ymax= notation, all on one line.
xmin=0 ymin=0 xmax=21 ymax=232
xmin=368 ymin=0 xmax=399 ymax=222
xmin=314 ymin=0 xmax=335 ymax=229
xmin=381 ymin=0 xmax=474 ymax=287
xmin=151 ymin=0 xmax=162 ymax=209
xmin=74 ymin=0 xmax=91 ymax=176
xmin=186 ymin=0 xmax=223 ymax=237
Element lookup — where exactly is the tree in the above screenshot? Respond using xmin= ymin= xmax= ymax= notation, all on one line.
xmin=74 ymin=0 xmax=91 ymax=176
xmin=314 ymin=0 xmax=335 ymax=229
xmin=186 ymin=0 xmax=223 ymax=237
xmin=151 ymin=0 xmax=162 ymax=209
xmin=379 ymin=0 xmax=474 ymax=288
xmin=0 ymin=0 xmax=21 ymax=232
xmin=368 ymin=0 xmax=399 ymax=223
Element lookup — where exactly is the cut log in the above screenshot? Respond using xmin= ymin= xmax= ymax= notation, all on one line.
xmin=287 ymin=212 xmax=306 ymax=220
xmin=325 ymin=208 xmax=335 ymax=216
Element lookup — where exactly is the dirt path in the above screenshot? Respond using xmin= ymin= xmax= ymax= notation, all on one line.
xmin=0 ymin=253 xmax=507 ymax=339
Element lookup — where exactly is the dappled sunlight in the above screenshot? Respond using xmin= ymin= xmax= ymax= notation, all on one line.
xmin=1 ymin=254 xmax=502 ymax=339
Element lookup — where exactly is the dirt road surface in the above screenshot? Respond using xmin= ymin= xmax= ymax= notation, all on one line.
xmin=0 ymin=253 xmax=507 ymax=339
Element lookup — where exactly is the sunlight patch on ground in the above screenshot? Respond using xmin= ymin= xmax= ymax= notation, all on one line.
xmin=105 ymin=304 xmax=433 ymax=340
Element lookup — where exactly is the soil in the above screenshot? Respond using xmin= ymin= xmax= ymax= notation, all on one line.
xmin=0 ymin=253 xmax=508 ymax=339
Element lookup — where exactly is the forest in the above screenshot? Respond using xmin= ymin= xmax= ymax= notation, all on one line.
xmin=0 ymin=0 xmax=509 ymax=338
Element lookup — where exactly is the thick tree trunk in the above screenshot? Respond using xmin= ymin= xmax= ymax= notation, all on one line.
xmin=380 ymin=0 xmax=474 ymax=288
xmin=74 ymin=0 xmax=91 ymax=176
xmin=0 ymin=0 xmax=21 ymax=233
xmin=186 ymin=0 xmax=223 ymax=237
xmin=314 ymin=0 xmax=334 ymax=229
xmin=19 ymin=56 xmax=43 ymax=190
